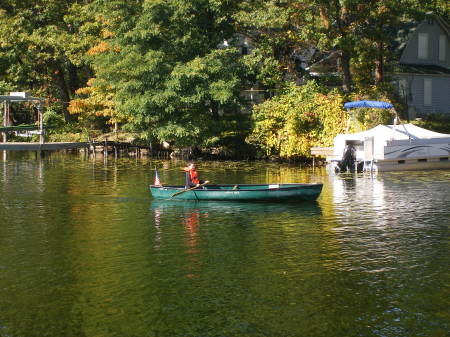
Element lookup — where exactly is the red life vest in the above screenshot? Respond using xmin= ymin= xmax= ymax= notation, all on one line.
xmin=183 ymin=167 xmax=200 ymax=184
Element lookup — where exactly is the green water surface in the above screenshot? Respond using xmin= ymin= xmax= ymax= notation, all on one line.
xmin=0 ymin=153 xmax=449 ymax=337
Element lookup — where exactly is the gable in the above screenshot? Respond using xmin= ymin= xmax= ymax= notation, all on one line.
xmin=435 ymin=15 xmax=450 ymax=40
xmin=400 ymin=14 xmax=450 ymax=68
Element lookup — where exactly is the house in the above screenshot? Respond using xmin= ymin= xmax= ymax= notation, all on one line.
xmin=394 ymin=14 xmax=450 ymax=118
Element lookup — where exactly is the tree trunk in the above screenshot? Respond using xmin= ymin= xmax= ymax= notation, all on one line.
xmin=333 ymin=0 xmax=352 ymax=93
xmin=67 ymin=63 xmax=79 ymax=93
xmin=340 ymin=50 xmax=352 ymax=93
xmin=210 ymin=100 xmax=220 ymax=120
xmin=55 ymin=68 xmax=71 ymax=122
xmin=375 ymin=41 xmax=384 ymax=83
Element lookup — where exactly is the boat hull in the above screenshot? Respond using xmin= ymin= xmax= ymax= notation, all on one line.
xmin=329 ymin=156 xmax=450 ymax=172
xmin=327 ymin=123 xmax=450 ymax=173
xmin=370 ymin=157 xmax=450 ymax=171
xmin=150 ymin=183 xmax=323 ymax=201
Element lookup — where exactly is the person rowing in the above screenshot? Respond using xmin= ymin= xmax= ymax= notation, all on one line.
xmin=183 ymin=162 xmax=205 ymax=188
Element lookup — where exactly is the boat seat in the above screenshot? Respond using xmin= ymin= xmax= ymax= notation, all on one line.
xmin=232 ymin=185 xmax=239 ymax=190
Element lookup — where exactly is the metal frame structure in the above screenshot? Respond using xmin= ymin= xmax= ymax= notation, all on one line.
xmin=0 ymin=93 xmax=44 ymax=144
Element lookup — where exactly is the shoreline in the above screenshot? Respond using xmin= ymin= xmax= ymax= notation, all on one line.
xmin=0 ymin=142 xmax=327 ymax=166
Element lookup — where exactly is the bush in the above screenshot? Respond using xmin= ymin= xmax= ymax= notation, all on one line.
xmin=413 ymin=114 xmax=450 ymax=134
xmin=247 ymin=81 xmax=349 ymax=159
xmin=247 ymin=81 xmax=405 ymax=160
xmin=349 ymin=84 xmax=403 ymax=128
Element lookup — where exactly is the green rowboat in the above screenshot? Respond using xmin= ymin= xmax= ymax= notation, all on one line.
xmin=150 ymin=183 xmax=323 ymax=201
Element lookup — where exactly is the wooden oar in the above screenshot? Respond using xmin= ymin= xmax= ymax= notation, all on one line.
xmin=171 ymin=181 xmax=210 ymax=198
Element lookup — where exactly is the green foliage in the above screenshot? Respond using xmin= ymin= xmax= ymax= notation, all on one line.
xmin=242 ymin=51 xmax=283 ymax=88
xmin=349 ymin=84 xmax=400 ymax=129
xmin=43 ymin=108 xmax=66 ymax=130
xmin=0 ymin=0 xmax=97 ymax=121
xmin=248 ymin=80 xmax=409 ymax=160
xmin=1 ymin=0 xmax=448 ymax=155
xmin=248 ymin=81 xmax=348 ymax=158
xmin=233 ymin=0 xmax=312 ymax=88
xmin=413 ymin=114 xmax=450 ymax=134
xmin=43 ymin=108 xmax=88 ymax=142
xmin=87 ymin=0 xmax=252 ymax=147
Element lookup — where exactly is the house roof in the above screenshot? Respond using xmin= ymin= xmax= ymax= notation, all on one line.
xmin=394 ymin=63 xmax=450 ymax=75
xmin=392 ymin=13 xmax=450 ymax=57
xmin=391 ymin=20 xmax=419 ymax=57
xmin=434 ymin=15 xmax=450 ymax=40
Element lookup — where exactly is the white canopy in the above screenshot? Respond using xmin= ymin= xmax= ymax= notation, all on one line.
xmin=333 ymin=124 xmax=450 ymax=159
xmin=335 ymin=123 xmax=450 ymax=144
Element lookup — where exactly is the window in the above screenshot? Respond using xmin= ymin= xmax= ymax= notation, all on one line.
xmin=424 ymin=78 xmax=432 ymax=106
xmin=418 ymin=158 xmax=427 ymax=162
xmin=398 ymin=79 xmax=407 ymax=97
xmin=439 ymin=35 xmax=446 ymax=61
xmin=418 ymin=33 xmax=429 ymax=59
xmin=398 ymin=160 xmax=405 ymax=164
xmin=440 ymin=157 xmax=449 ymax=161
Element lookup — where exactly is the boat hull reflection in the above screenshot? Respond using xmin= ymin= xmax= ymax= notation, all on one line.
xmin=150 ymin=199 xmax=322 ymax=216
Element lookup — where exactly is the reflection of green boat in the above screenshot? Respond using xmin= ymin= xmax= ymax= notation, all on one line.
xmin=150 ymin=183 xmax=323 ymax=201
xmin=150 ymin=199 xmax=322 ymax=215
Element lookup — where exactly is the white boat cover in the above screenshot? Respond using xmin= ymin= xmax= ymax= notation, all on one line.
xmin=335 ymin=123 xmax=450 ymax=145
xmin=333 ymin=124 xmax=450 ymax=158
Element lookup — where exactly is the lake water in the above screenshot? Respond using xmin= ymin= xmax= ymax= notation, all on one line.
xmin=0 ymin=153 xmax=449 ymax=337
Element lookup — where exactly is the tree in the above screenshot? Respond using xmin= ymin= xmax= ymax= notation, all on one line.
xmin=233 ymin=0 xmax=298 ymax=87
xmin=0 ymin=0 xmax=96 ymax=121
xmin=82 ymin=0 xmax=253 ymax=146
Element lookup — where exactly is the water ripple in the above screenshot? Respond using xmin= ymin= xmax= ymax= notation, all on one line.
xmin=0 ymin=156 xmax=448 ymax=337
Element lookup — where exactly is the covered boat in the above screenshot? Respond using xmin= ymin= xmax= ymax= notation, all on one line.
xmin=150 ymin=183 xmax=323 ymax=201
xmin=328 ymin=101 xmax=450 ymax=172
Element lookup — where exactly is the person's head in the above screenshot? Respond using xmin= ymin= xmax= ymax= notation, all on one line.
xmin=188 ymin=162 xmax=196 ymax=170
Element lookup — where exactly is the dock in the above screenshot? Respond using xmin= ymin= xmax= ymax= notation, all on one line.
xmin=310 ymin=147 xmax=334 ymax=166
xmin=310 ymin=147 xmax=334 ymax=157
xmin=0 ymin=92 xmax=177 ymax=159
xmin=0 ymin=141 xmax=173 ymax=159
xmin=0 ymin=142 xmax=89 ymax=151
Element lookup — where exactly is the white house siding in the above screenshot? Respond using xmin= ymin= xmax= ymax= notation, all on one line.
xmin=438 ymin=33 xmax=450 ymax=69
xmin=395 ymin=15 xmax=450 ymax=117
xmin=399 ymin=74 xmax=450 ymax=116
xmin=439 ymin=35 xmax=447 ymax=62
xmin=400 ymin=20 xmax=450 ymax=68
xmin=429 ymin=77 xmax=450 ymax=114
xmin=423 ymin=78 xmax=433 ymax=106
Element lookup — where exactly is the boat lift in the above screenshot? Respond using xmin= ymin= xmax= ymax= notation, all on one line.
xmin=0 ymin=92 xmax=44 ymax=144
